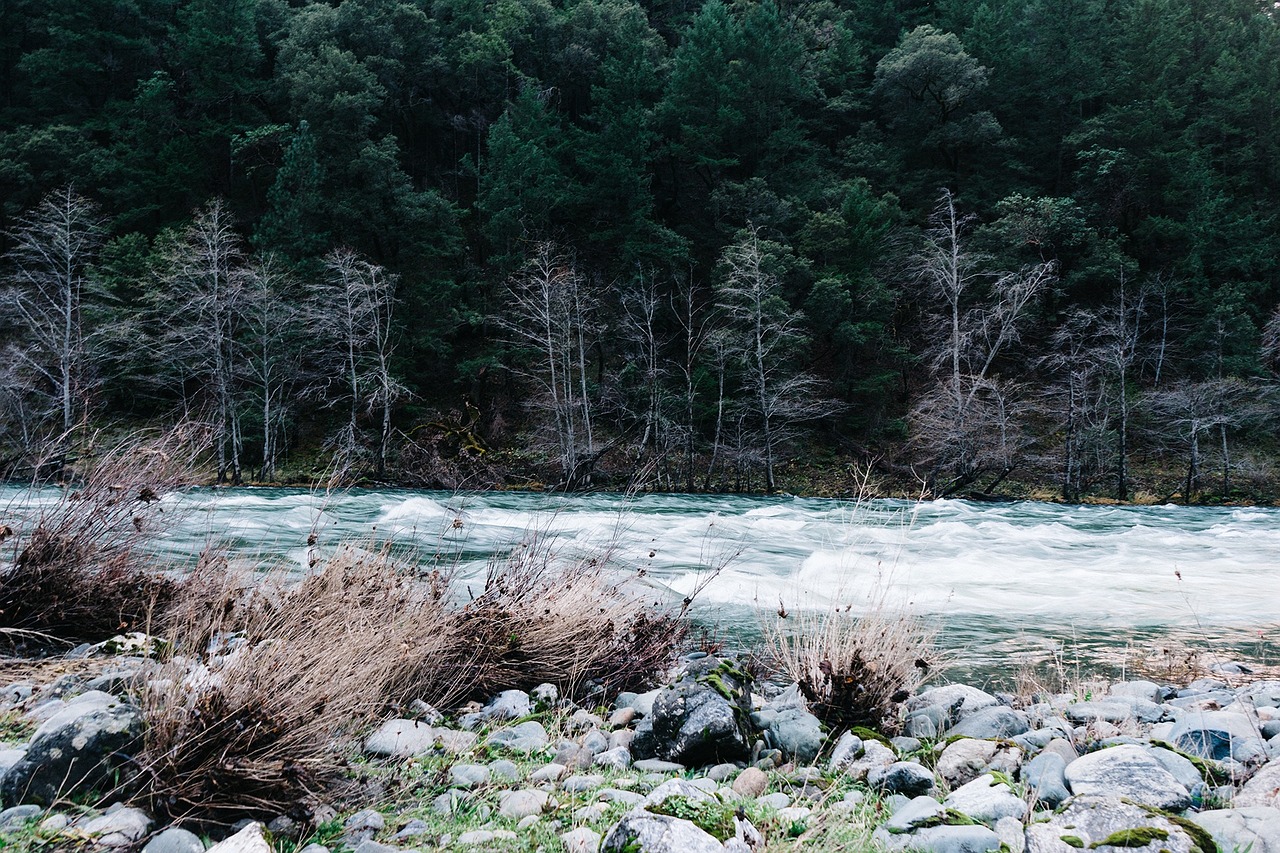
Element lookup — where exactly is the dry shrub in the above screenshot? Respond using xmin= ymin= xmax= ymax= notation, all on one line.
xmin=432 ymin=534 xmax=689 ymax=701
xmin=765 ymin=604 xmax=936 ymax=733
xmin=0 ymin=424 xmax=207 ymax=645
xmin=137 ymin=543 xmax=459 ymax=825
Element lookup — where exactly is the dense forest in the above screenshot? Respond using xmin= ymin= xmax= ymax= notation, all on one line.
xmin=2 ymin=0 xmax=1279 ymax=500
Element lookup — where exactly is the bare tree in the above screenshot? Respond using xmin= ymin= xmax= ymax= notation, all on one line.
xmin=671 ymin=275 xmax=715 ymax=491
xmin=308 ymin=248 xmax=405 ymax=479
xmin=241 ymin=254 xmax=305 ymax=481
xmin=495 ymin=242 xmax=600 ymax=488
xmin=717 ymin=228 xmax=837 ymax=493
xmin=1145 ymin=378 xmax=1260 ymax=502
xmin=154 ymin=199 xmax=248 ymax=483
xmin=908 ymin=189 xmax=1054 ymax=494
xmin=1 ymin=186 xmax=106 ymax=450
xmin=618 ymin=269 xmax=673 ymax=488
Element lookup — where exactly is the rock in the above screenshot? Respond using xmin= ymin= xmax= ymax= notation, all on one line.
xmin=0 ymin=692 xmax=142 ymax=806
xmin=944 ymin=773 xmax=1027 ymax=825
xmin=892 ymin=736 xmax=922 ymax=754
xmin=81 ymin=807 xmax=154 ymax=848
xmin=532 ymin=683 xmax=559 ymax=707
xmin=498 ymin=789 xmax=550 ymax=818
xmin=1041 ymin=738 xmax=1078 ymax=765
xmin=143 ymin=827 xmax=205 ymax=853
xmin=407 ymin=698 xmax=443 ymax=724
xmin=449 ymin=763 xmax=490 ymax=788
xmin=342 ymin=809 xmax=385 ymax=845
xmin=829 ymin=731 xmax=864 ymax=770
xmin=758 ymin=792 xmax=791 ymax=810
xmin=457 ymin=830 xmax=497 ymax=846
xmin=995 ymin=817 xmax=1025 ymax=853
xmin=767 ymin=708 xmax=824 ymax=763
xmin=937 ymin=738 xmax=999 ymax=788
xmin=1023 ymin=752 xmax=1070 ymax=807
xmin=874 ymin=824 xmax=1003 ymax=852
xmin=0 ymin=749 xmax=25 ymax=778
xmin=206 ymin=822 xmax=272 ymax=853
xmin=882 ymin=796 xmax=946 ymax=832
xmin=1191 ymin=806 xmax=1280 ymax=853
xmin=1169 ymin=711 xmax=1268 ymax=763
xmin=582 ymin=728 xmax=610 ymax=755
xmin=630 ymin=658 xmax=753 ymax=766
xmin=1146 ymin=745 xmax=1204 ymax=791
xmin=1064 ymin=744 xmax=1191 ymax=811
xmin=394 ymin=820 xmax=429 ymax=840
xmin=600 ymin=811 xmax=725 ymax=853
xmin=1064 ymin=698 xmax=1166 ymax=725
xmin=561 ymin=827 xmax=602 ymax=853
xmin=707 ymin=763 xmax=738 ymax=782
xmin=485 ymin=689 xmax=532 ymax=720
xmin=297 ymin=845 xmax=330 ymax=853
xmin=487 ymin=721 xmax=550 ymax=753
xmin=433 ymin=729 xmax=478 ymax=753
xmin=632 ymin=758 xmax=684 ymax=774
xmin=945 ymin=707 xmax=1029 ymax=739
xmin=563 ymin=774 xmax=606 ymax=792
xmin=908 ymin=685 xmax=1000 ymax=719
xmin=351 ymin=842 xmax=397 ymax=853
xmin=1241 ymin=681 xmax=1280 ymax=709
xmin=645 ymin=778 xmax=718 ymax=807
xmin=0 ymin=805 xmax=43 ymax=828
xmin=870 ymin=761 xmax=936 ymax=796
xmin=904 ymin=714 xmax=940 ymax=739
xmin=595 ymin=747 xmax=632 ymax=770
xmin=1234 ymin=757 xmax=1280 ymax=807
xmin=599 ymin=788 xmax=645 ymax=807
xmin=531 ymin=763 xmax=568 ymax=782
xmin=489 ymin=758 xmax=521 ymax=781
xmin=838 ymin=739 xmax=895 ymax=782
xmin=1024 ymin=794 xmax=1202 ymax=853
xmin=364 ymin=719 xmax=436 ymax=758
xmin=631 ymin=690 xmax=661 ymax=717
xmin=1109 ymin=680 xmax=1163 ymax=703
xmin=732 ymin=767 xmax=768 ymax=798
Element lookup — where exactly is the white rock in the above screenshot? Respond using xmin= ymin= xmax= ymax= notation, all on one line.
xmin=364 ymin=719 xmax=436 ymax=757
xmin=206 ymin=822 xmax=272 ymax=853
xmin=560 ymin=826 xmax=602 ymax=853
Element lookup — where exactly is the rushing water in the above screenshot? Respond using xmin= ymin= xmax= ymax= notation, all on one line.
xmin=4 ymin=486 xmax=1278 ymax=679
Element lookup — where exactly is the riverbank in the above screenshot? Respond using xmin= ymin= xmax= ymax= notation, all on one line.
xmin=2 ymin=642 xmax=1279 ymax=853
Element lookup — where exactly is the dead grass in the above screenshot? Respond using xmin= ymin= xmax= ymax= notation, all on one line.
xmin=765 ymin=604 xmax=937 ymax=733
xmin=0 ymin=423 xmax=207 ymax=646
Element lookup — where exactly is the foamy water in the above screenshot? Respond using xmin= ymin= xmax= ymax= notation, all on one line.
xmin=4 ymin=487 xmax=1278 ymax=671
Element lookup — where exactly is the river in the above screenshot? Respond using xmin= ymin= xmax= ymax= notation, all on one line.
xmin=4 ymin=486 xmax=1278 ymax=681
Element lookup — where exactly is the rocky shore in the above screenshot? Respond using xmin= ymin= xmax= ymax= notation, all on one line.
xmin=3 ymin=648 xmax=1280 ymax=853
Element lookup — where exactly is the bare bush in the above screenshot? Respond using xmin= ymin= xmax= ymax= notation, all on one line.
xmin=765 ymin=604 xmax=936 ymax=733
xmin=0 ymin=423 xmax=207 ymax=645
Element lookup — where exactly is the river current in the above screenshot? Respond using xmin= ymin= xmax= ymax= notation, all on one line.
xmin=4 ymin=487 xmax=1278 ymax=679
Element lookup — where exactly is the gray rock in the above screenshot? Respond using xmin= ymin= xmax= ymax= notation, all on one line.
xmin=297 ymin=846 xmax=330 ymax=853
xmin=449 ymin=763 xmax=490 ymax=788
xmin=943 ymin=773 xmax=1027 ymax=825
xmin=1064 ymin=744 xmax=1191 ymax=811
xmin=595 ymin=747 xmax=631 ymax=771
xmin=432 ymin=729 xmax=477 ymax=753
xmin=1064 ymin=698 xmax=1165 ymax=725
xmin=485 ymin=689 xmax=532 ymax=720
xmin=0 ymin=805 xmax=43 ymax=828
xmin=1169 ymin=710 xmax=1268 ymax=763
xmin=837 ymin=739 xmax=896 ymax=782
xmin=364 ymin=719 xmax=436 ymax=758
xmin=598 ymin=788 xmax=644 ymax=807
xmin=498 ymin=789 xmax=549 ymax=819
xmin=80 ymin=807 xmax=154 ymax=848
xmin=904 ymin=713 xmax=939 ymax=739
xmin=1191 ymin=806 xmax=1280 ymax=853
xmin=1240 ymin=681 xmax=1280 ymax=709
xmin=561 ymin=826 xmax=602 ymax=853
xmin=394 ymin=820 xmax=429 ymax=840
xmin=600 ymin=811 xmax=724 ymax=853
xmin=563 ymin=774 xmax=606 ymax=793
xmin=945 ymin=706 xmax=1029 ymax=739
xmin=994 ymin=817 xmax=1025 ymax=853
xmin=487 ymin=720 xmax=550 ymax=753
xmin=632 ymin=758 xmax=684 ymax=774
xmin=489 ymin=758 xmax=521 ymax=781
xmin=870 ymin=761 xmax=936 ymax=796
xmin=644 ymin=778 xmax=718 ymax=807
xmin=531 ymin=763 xmax=568 ymax=782
xmin=351 ymin=842 xmax=397 ymax=853
xmin=829 ymin=731 xmax=864 ymax=770
xmin=874 ymin=824 xmax=1002 ymax=853
xmin=908 ymin=685 xmax=1000 ymax=718
xmin=629 ymin=658 xmax=753 ymax=766
xmin=0 ymin=749 xmax=25 ymax=778
xmin=767 ymin=708 xmax=824 ymax=763
xmin=456 ymin=830 xmax=497 ymax=846
xmin=1024 ymin=794 xmax=1200 ymax=853
xmin=1146 ymin=745 xmax=1204 ymax=791
xmin=531 ymin=683 xmax=559 ymax=707
xmin=882 ymin=796 xmax=946 ymax=832
xmin=206 ymin=822 xmax=272 ymax=853
xmin=707 ymin=762 xmax=738 ymax=782
xmin=937 ymin=738 xmax=998 ymax=788
xmin=1109 ymin=680 xmax=1163 ymax=703
xmin=631 ymin=690 xmax=660 ymax=717
xmin=1023 ymin=752 xmax=1069 ymax=807
xmin=758 ymin=792 xmax=792 ymax=810
xmin=342 ymin=809 xmax=385 ymax=845
xmin=0 ymin=692 xmax=142 ymax=806
xmin=1234 ymin=757 xmax=1280 ymax=807
xmin=582 ymin=728 xmax=610 ymax=755
xmin=143 ymin=827 xmax=205 ymax=853
xmin=892 ymin=736 xmax=922 ymax=754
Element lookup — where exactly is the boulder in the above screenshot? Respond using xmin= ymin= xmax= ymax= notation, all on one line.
xmin=1191 ymin=806 xmax=1280 ymax=853
xmin=1063 ymin=698 xmax=1165 ymax=725
xmin=945 ymin=707 xmax=1029 ymax=740
xmin=869 ymin=761 xmax=936 ymax=796
xmin=561 ymin=827 xmax=603 ymax=853
xmin=207 ymin=823 xmax=272 ymax=853
xmin=600 ymin=811 xmax=725 ymax=853
xmin=837 ymin=739 xmax=896 ymax=783
xmin=937 ymin=739 xmax=999 ymax=788
xmin=767 ymin=708 xmax=824 ymax=763
xmin=1169 ymin=711 xmax=1268 ymax=763
xmin=630 ymin=658 xmax=753 ymax=766
xmin=1024 ymin=795 xmax=1202 ymax=853
xmin=142 ymin=826 xmax=205 ymax=853
xmin=80 ymin=808 xmax=154 ymax=848
xmin=908 ymin=685 xmax=999 ymax=719
xmin=484 ymin=690 xmax=532 ymax=721
xmin=364 ymin=719 xmax=436 ymax=758
xmin=873 ymin=823 xmax=1002 ymax=853
xmin=0 ymin=692 xmax=142 ymax=806
xmin=1234 ymin=757 xmax=1280 ymax=807
xmin=498 ymin=789 xmax=550 ymax=819
xmin=1063 ymin=744 xmax=1191 ymax=811
xmin=828 ymin=732 xmax=864 ymax=771
xmin=1022 ymin=752 xmax=1069 ymax=807
xmin=487 ymin=721 xmax=550 ymax=753
xmin=449 ymin=764 xmax=490 ymax=788
xmin=944 ymin=774 xmax=1026 ymax=825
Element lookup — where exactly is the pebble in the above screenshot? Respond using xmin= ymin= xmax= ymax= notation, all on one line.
xmin=498 ymin=788 xmax=550 ymax=818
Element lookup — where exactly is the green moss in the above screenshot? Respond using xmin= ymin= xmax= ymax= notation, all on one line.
xmin=1133 ymin=802 xmax=1220 ymax=853
xmin=887 ymin=808 xmax=978 ymax=833
xmin=1061 ymin=837 xmax=1085 ymax=849
xmin=1148 ymin=740 xmax=1230 ymax=786
xmin=649 ymin=796 xmax=736 ymax=842
xmin=700 ymin=673 xmax=736 ymax=703
xmin=1089 ymin=827 xmax=1169 ymax=848
xmin=848 ymin=726 xmax=894 ymax=748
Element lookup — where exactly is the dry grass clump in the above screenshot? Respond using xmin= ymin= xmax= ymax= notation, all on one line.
xmin=766 ymin=604 xmax=936 ymax=733
xmin=136 ymin=543 xmax=459 ymax=825
xmin=0 ymin=424 xmax=206 ymax=646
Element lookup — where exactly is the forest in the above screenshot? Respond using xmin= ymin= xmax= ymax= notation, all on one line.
xmin=2 ymin=0 xmax=1279 ymax=500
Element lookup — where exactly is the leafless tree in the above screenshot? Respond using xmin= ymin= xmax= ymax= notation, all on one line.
xmin=308 ymin=248 xmax=405 ymax=479
xmin=154 ymin=199 xmax=248 ymax=483
xmin=618 ymin=269 xmax=674 ymax=488
xmin=1091 ymin=269 xmax=1145 ymax=500
xmin=671 ymin=276 xmax=716 ymax=491
xmin=1145 ymin=377 xmax=1261 ymax=501
xmin=241 ymin=254 xmax=305 ymax=481
xmin=1 ymin=186 xmax=106 ymax=451
xmin=908 ymin=189 xmax=1054 ymax=494
xmin=717 ymin=228 xmax=837 ymax=493
xmin=495 ymin=242 xmax=600 ymax=488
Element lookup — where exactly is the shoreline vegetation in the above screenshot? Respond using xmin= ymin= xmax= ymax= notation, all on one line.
xmin=2 ymin=429 xmax=1278 ymax=852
